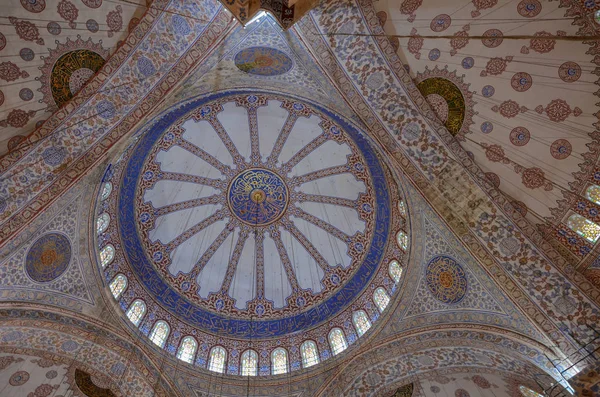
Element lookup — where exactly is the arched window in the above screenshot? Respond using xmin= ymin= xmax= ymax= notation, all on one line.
xmin=396 ymin=230 xmax=408 ymax=250
xmin=398 ymin=200 xmax=407 ymax=216
xmin=97 ymin=213 xmax=110 ymax=234
xmin=519 ymin=385 xmax=543 ymax=397
xmin=240 ymin=349 xmax=258 ymax=376
xmin=177 ymin=336 xmax=197 ymax=364
xmin=567 ymin=213 xmax=600 ymax=243
xmin=586 ymin=185 xmax=600 ymax=205
xmin=352 ymin=310 xmax=372 ymax=337
xmin=389 ymin=260 xmax=403 ymax=283
xmin=101 ymin=182 xmax=112 ymax=201
xmin=100 ymin=245 xmax=115 ymax=268
xmin=126 ymin=299 xmax=146 ymax=326
xmin=149 ymin=321 xmax=170 ymax=348
xmin=109 ymin=274 xmax=127 ymax=299
xmin=300 ymin=340 xmax=319 ymax=368
xmin=328 ymin=328 xmax=347 ymax=356
xmin=271 ymin=348 xmax=288 ymax=375
xmin=208 ymin=346 xmax=227 ymax=373
xmin=374 ymin=287 xmax=390 ymax=313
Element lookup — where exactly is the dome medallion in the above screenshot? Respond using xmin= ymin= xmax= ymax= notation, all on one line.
xmin=98 ymin=91 xmax=407 ymax=374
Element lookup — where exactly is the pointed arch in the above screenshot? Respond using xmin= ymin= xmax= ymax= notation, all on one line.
xmin=208 ymin=346 xmax=227 ymax=373
xmin=374 ymin=287 xmax=390 ymax=313
xmin=109 ymin=274 xmax=127 ymax=299
xmin=328 ymin=328 xmax=347 ymax=356
xmin=149 ymin=321 xmax=170 ymax=348
xmin=300 ymin=340 xmax=319 ymax=368
xmin=389 ymin=260 xmax=403 ymax=283
xmin=240 ymin=349 xmax=258 ymax=376
xmin=567 ymin=213 xmax=600 ymax=243
xmin=585 ymin=184 xmax=600 ymax=205
xmin=271 ymin=348 xmax=288 ymax=375
xmin=352 ymin=310 xmax=372 ymax=337
xmin=396 ymin=230 xmax=408 ymax=250
xmin=126 ymin=299 xmax=146 ymax=326
xmin=100 ymin=244 xmax=115 ymax=268
xmin=177 ymin=336 xmax=197 ymax=364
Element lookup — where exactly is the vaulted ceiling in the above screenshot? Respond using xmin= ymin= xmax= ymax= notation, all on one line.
xmin=1 ymin=0 xmax=600 ymax=396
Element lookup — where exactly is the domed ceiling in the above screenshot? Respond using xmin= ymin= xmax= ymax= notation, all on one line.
xmin=0 ymin=0 xmax=145 ymax=155
xmin=97 ymin=89 xmax=407 ymax=374
xmin=374 ymin=0 xmax=600 ymax=237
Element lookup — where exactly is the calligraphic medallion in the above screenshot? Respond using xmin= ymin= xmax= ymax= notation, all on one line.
xmin=228 ymin=168 xmax=289 ymax=226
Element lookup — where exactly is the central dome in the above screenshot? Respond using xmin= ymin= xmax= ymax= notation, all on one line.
xmin=97 ymin=90 xmax=407 ymax=375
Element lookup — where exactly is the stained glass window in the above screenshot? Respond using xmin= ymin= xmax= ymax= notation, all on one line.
xmin=177 ymin=336 xmax=197 ymax=364
xmin=519 ymin=385 xmax=543 ymax=397
xmin=389 ymin=260 xmax=403 ymax=283
xmin=149 ymin=321 xmax=170 ymax=348
xmin=586 ymin=185 xmax=600 ymax=205
xmin=300 ymin=340 xmax=319 ymax=368
xmin=208 ymin=346 xmax=227 ymax=373
xmin=328 ymin=328 xmax=347 ymax=356
xmin=100 ymin=245 xmax=115 ymax=268
xmin=352 ymin=310 xmax=372 ymax=337
xmin=97 ymin=213 xmax=110 ymax=234
xmin=374 ymin=287 xmax=390 ymax=313
xmin=240 ymin=349 xmax=258 ymax=376
xmin=109 ymin=274 xmax=127 ymax=299
xmin=397 ymin=230 xmax=408 ymax=250
xmin=126 ymin=299 xmax=146 ymax=326
xmin=101 ymin=182 xmax=112 ymax=201
xmin=271 ymin=348 xmax=288 ymax=375
xmin=596 ymin=10 xmax=600 ymax=25
xmin=398 ymin=200 xmax=407 ymax=216
xmin=567 ymin=214 xmax=600 ymax=243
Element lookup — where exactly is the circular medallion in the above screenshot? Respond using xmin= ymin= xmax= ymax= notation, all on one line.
xmin=25 ymin=233 xmax=71 ymax=283
xmin=517 ymin=0 xmax=541 ymax=17
xmin=86 ymin=19 xmax=99 ymax=32
xmin=480 ymin=121 xmax=493 ymax=133
xmin=47 ymin=22 xmax=61 ymax=35
xmin=462 ymin=57 xmax=474 ymax=69
xmin=482 ymin=29 xmax=503 ymax=48
xmin=0 ymin=33 xmax=6 ymax=51
xmin=481 ymin=85 xmax=495 ymax=97
xmin=426 ymin=255 xmax=467 ymax=304
xmin=430 ymin=14 xmax=451 ymax=32
xmin=509 ymin=127 xmax=530 ymax=146
xmin=19 ymin=48 xmax=34 ymax=61
xmin=228 ymin=168 xmax=289 ymax=226
xmin=558 ymin=61 xmax=581 ymax=82
xmin=20 ymin=0 xmax=45 ymax=13
xmin=9 ymin=371 xmax=30 ymax=386
xmin=0 ymin=90 xmax=4 ymax=106
xmin=428 ymin=48 xmax=441 ymax=61
xmin=82 ymin=0 xmax=102 ymax=8
xmin=511 ymin=72 xmax=532 ymax=92
xmin=550 ymin=139 xmax=572 ymax=160
xmin=50 ymin=49 xmax=105 ymax=108
xmin=19 ymin=88 xmax=33 ymax=101
xmin=234 ymin=47 xmax=293 ymax=76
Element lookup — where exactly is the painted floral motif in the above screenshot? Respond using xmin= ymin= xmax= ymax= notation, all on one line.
xmin=480 ymin=56 xmax=512 ymax=77
xmin=9 ymin=17 xmax=44 ymax=45
xmin=57 ymin=0 xmax=78 ymax=29
xmin=106 ymin=5 xmax=123 ymax=37
xmin=82 ymin=0 xmax=102 ymax=8
xmin=520 ymin=167 xmax=550 ymax=190
xmin=430 ymin=14 xmax=451 ymax=32
xmin=9 ymin=370 xmax=30 ymax=386
xmin=0 ymin=109 xmax=36 ymax=128
xmin=450 ymin=25 xmax=470 ymax=56
xmin=509 ymin=127 xmax=530 ymax=146
xmin=550 ymin=139 xmax=572 ymax=160
xmin=539 ymin=99 xmax=580 ymax=122
xmin=471 ymin=0 xmax=498 ymax=17
xmin=521 ymin=31 xmax=564 ymax=54
xmin=511 ymin=72 xmax=532 ymax=92
xmin=0 ymin=32 xmax=5 ymax=50
xmin=492 ymin=100 xmax=527 ymax=118
xmin=407 ymin=28 xmax=423 ymax=59
xmin=559 ymin=61 xmax=581 ymax=82
xmin=400 ymin=0 xmax=422 ymax=22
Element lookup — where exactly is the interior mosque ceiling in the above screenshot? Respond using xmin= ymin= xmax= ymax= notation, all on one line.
xmin=1 ymin=0 xmax=600 ymax=396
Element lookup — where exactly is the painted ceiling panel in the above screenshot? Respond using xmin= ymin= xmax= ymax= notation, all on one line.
xmin=0 ymin=0 xmax=145 ymax=155
xmin=374 ymin=0 xmax=600 ymax=228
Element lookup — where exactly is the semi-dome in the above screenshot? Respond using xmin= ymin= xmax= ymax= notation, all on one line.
xmin=95 ymin=90 xmax=409 ymax=375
